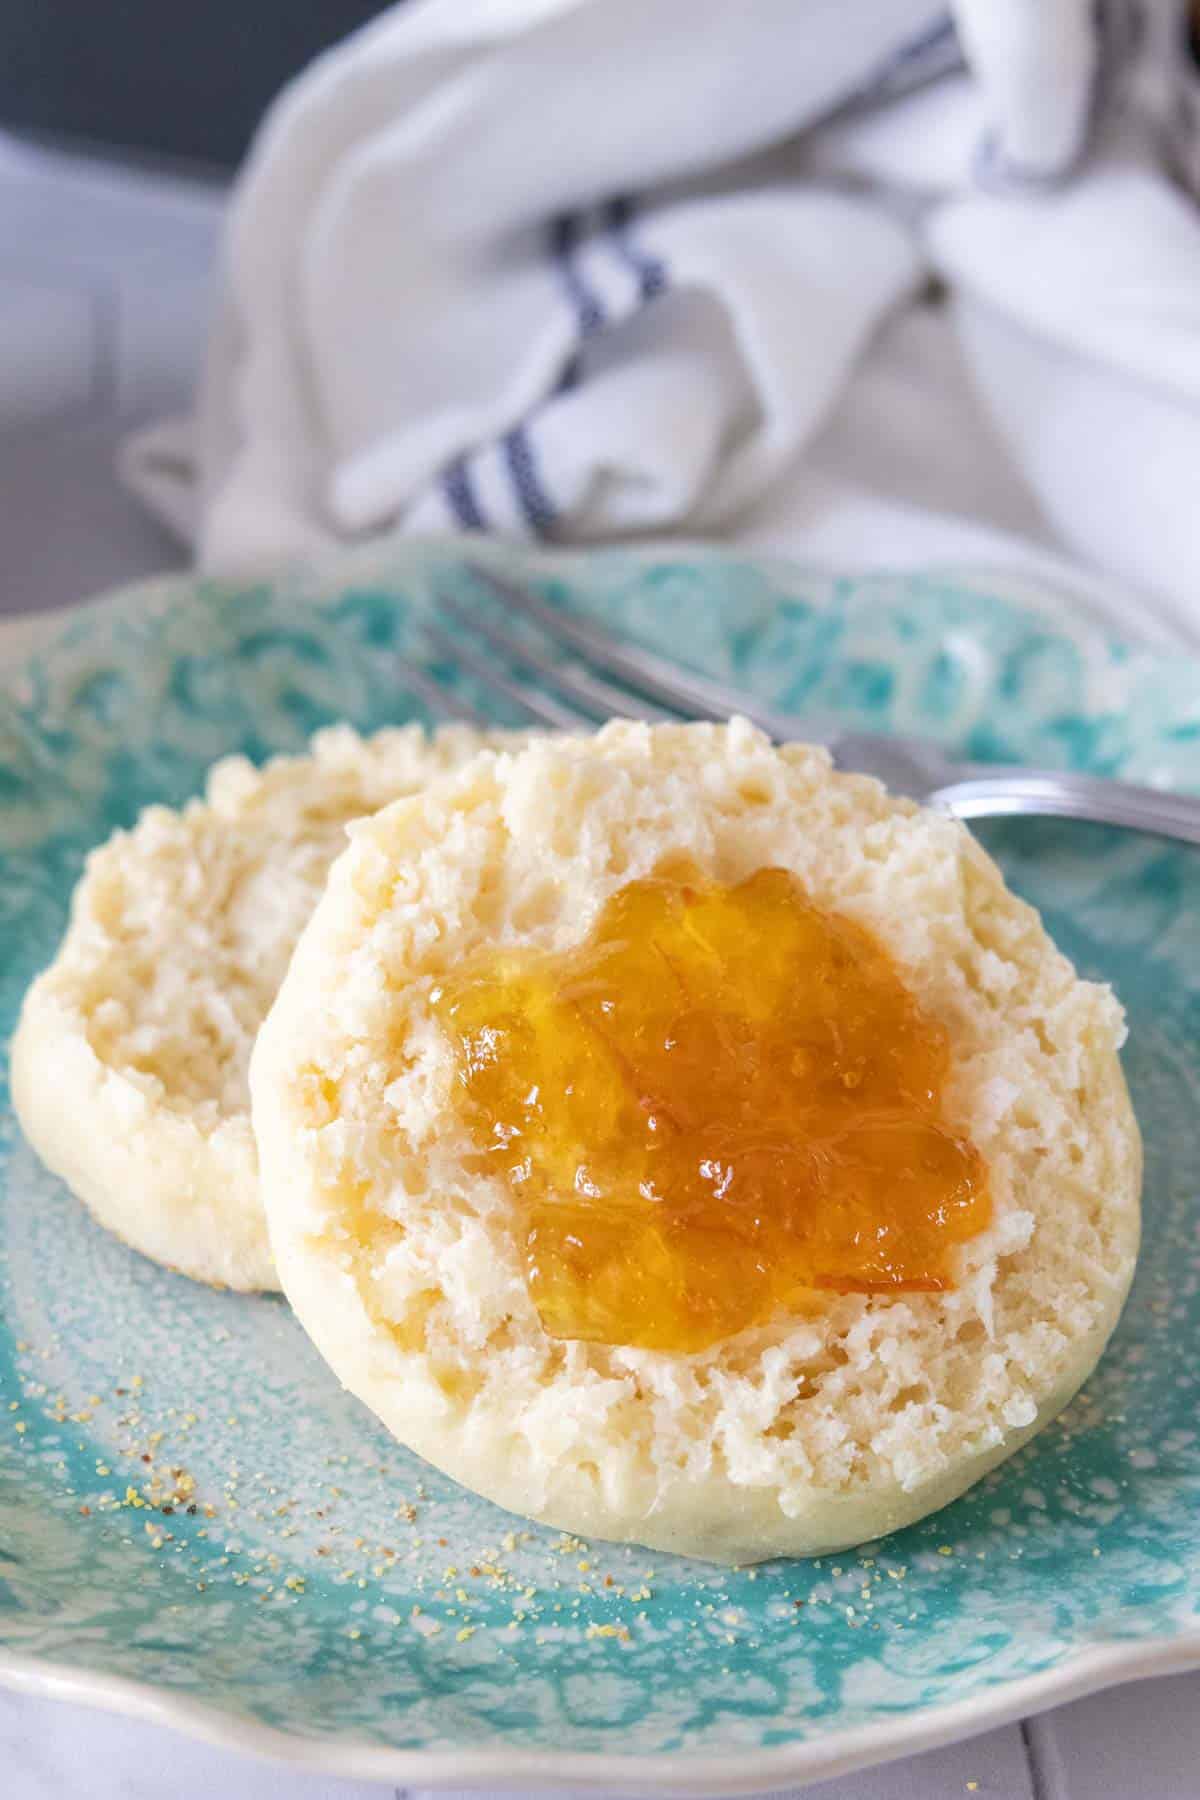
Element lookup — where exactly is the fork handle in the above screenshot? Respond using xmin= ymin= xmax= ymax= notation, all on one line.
xmin=929 ymin=768 xmax=1200 ymax=848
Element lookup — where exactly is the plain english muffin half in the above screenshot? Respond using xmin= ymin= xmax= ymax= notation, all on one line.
xmin=12 ymin=723 xmax=529 ymax=1291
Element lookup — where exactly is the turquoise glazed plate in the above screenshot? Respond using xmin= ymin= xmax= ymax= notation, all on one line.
xmin=2 ymin=542 xmax=1199 ymax=1793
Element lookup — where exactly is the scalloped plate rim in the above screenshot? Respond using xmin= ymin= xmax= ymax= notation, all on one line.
xmin=3 ymin=1634 xmax=1200 ymax=1793
xmin=0 ymin=539 xmax=1194 ymax=1793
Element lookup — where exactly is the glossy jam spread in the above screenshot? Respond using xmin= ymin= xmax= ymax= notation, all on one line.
xmin=433 ymin=866 xmax=990 ymax=1352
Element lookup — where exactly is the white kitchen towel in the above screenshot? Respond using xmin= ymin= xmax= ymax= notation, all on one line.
xmin=123 ymin=0 xmax=1200 ymax=638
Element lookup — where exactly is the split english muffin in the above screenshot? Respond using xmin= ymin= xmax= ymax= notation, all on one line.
xmin=251 ymin=720 xmax=1141 ymax=1563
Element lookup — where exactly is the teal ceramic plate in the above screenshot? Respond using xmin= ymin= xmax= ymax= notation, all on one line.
xmin=2 ymin=542 xmax=1199 ymax=1793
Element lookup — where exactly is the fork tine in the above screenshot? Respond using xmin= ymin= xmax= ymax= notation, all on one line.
xmin=420 ymin=620 xmax=590 ymax=733
xmin=394 ymin=660 xmax=490 ymax=726
xmin=434 ymin=588 xmax=676 ymax=725
xmin=463 ymin=560 xmax=816 ymax=741
xmin=550 ymin=661 xmax=678 ymax=725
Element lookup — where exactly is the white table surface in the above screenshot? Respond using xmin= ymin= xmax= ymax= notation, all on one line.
xmin=1 ymin=130 xmax=1197 ymax=1800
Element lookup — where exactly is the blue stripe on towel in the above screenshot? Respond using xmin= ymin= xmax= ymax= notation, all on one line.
xmin=503 ymin=426 xmax=557 ymax=535
xmin=550 ymin=213 xmax=606 ymax=336
xmin=606 ymin=196 xmax=668 ymax=302
xmin=441 ymin=455 xmax=488 ymax=531
xmin=556 ymin=352 xmax=583 ymax=394
xmin=850 ymin=12 xmax=960 ymax=109
xmin=882 ymin=12 xmax=956 ymax=73
xmin=492 ymin=201 xmax=667 ymax=536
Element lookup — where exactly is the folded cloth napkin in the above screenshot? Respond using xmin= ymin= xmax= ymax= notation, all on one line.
xmin=124 ymin=0 xmax=1200 ymax=642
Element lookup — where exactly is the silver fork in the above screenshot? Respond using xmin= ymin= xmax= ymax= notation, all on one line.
xmin=411 ymin=562 xmax=1200 ymax=849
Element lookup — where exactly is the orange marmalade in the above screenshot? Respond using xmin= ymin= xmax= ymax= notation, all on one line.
xmin=433 ymin=865 xmax=990 ymax=1352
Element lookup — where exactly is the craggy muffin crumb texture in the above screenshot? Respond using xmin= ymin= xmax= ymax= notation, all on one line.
xmin=12 ymin=723 xmax=526 ymax=1291
xmin=252 ymin=720 xmax=1141 ymax=1561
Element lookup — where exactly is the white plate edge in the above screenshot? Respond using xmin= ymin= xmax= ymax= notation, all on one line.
xmin=1 ymin=1631 xmax=1199 ymax=1793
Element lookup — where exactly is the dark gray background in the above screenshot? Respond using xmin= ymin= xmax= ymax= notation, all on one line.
xmin=0 ymin=1 xmax=387 ymax=166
